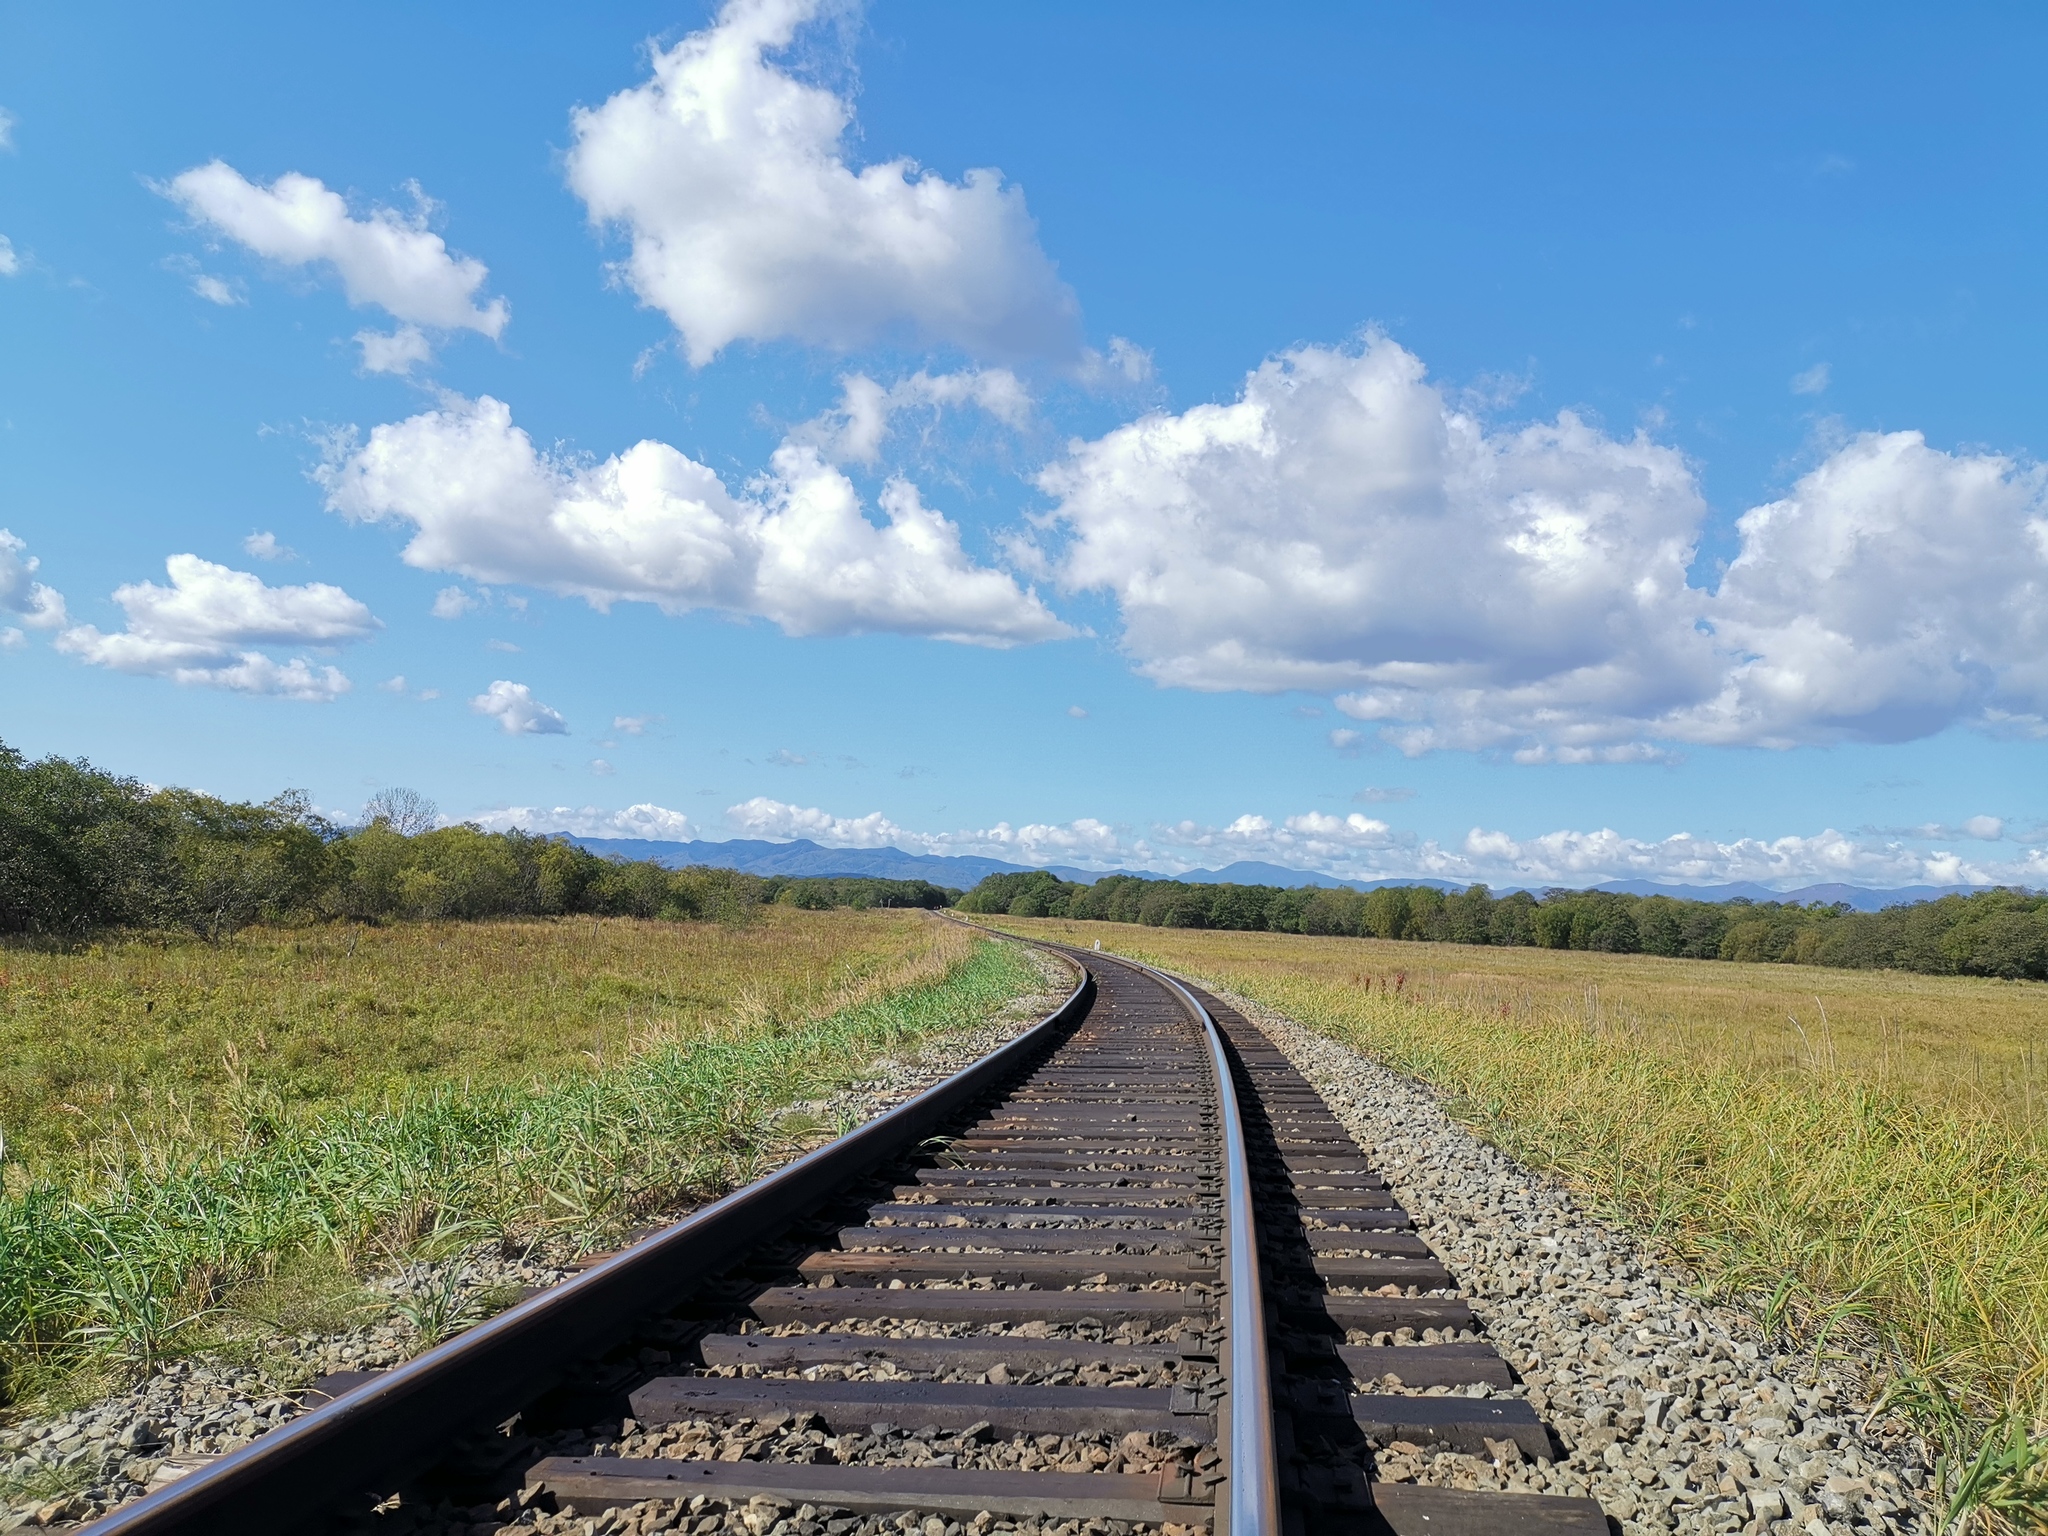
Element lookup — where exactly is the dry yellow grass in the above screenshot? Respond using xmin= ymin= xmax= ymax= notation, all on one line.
xmin=987 ymin=917 xmax=2048 ymax=1437
xmin=1006 ymin=921 xmax=2048 ymax=1127
xmin=1 ymin=908 xmax=971 ymax=1189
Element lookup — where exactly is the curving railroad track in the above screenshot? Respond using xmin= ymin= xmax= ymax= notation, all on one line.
xmin=81 ymin=938 xmax=1608 ymax=1536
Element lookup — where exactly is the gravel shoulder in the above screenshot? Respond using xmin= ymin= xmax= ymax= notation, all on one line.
xmin=0 ymin=946 xmax=1076 ymax=1533
xmin=1206 ymin=979 xmax=1937 ymax=1536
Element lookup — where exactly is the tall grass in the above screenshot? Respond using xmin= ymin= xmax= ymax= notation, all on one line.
xmin=0 ymin=924 xmax=1045 ymax=1400
xmin=990 ymin=919 xmax=2048 ymax=1526
xmin=1 ymin=909 xmax=963 ymax=1184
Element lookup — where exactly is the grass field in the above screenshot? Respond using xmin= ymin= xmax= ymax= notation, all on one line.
xmin=1 ymin=908 xmax=975 ymax=1187
xmin=0 ymin=912 xmax=1052 ymax=1408
xmin=986 ymin=918 xmax=2048 ymax=1499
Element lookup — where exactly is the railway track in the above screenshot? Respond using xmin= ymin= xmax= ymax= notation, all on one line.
xmin=83 ymin=939 xmax=1609 ymax=1536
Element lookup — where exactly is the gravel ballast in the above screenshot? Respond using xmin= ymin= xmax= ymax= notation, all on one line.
xmin=0 ymin=950 xmax=1074 ymax=1533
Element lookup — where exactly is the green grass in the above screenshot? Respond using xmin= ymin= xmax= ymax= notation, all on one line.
xmin=0 ymin=918 xmax=1049 ymax=1409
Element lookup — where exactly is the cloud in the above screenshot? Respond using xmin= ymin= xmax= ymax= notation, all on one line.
xmin=379 ymin=674 xmax=407 ymax=692
xmin=191 ymin=272 xmax=243 ymax=306
xmin=162 ymin=163 xmax=507 ymax=364
xmin=0 ymin=530 xmax=69 ymax=631
xmin=54 ymin=554 xmax=376 ymax=700
xmin=1453 ymin=825 xmax=2005 ymax=890
xmin=485 ymin=637 xmax=521 ymax=653
xmin=1040 ymin=333 xmax=2048 ymax=756
xmin=724 ymin=795 xmax=1130 ymax=865
xmin=1695 ymin=430 xmax=2048 ymax=747
xmin=471 ymin=678 xmax=567 ymax=735
xmin=1888 ymin=815 xmax=2006 ymax=843
xmin=1159 ymin=811 xmax=1404 ymax=869
xmin=767 ymin=748 xmax=809 ymax=766
xmin=1067 ymin=705 xmax=1088 ymax=718
xmin=322 ymin=392 xmax=1070 ymax=647
xmin=564 ymin=0 xmax=1080 ymax=366
xmin=1791 ymin=362 xmax=1830 ymax=395
xmin=590 ymin=758 xmax=615 ymax=776
xmin=242 ymin=530 xmax=293 ymax=561
xmin=0 ymin=236 xmax=18 ymax=277
xmin=1100 ymin=336 xmax=1155 ymax=384
xmin=1 ymin=628 xmax=22 ymax=652
xmin=431 ymin=585 xmax=477 ymax=619
xmin=791 ymin=368 xmax=1033 ymax=465
xmin=476 ymin=789 xmax=2048 ymax=891
xmin=357 ymin=324 xmax=435 ymax=376
xmin=471 ymin=802 xmax=698 ymax=840
xmin=613 ymin=713 xmax=656 ymax=735
xmin=0 ymin=107 xmax=13 ymax=152
xmin=1329 ymin=728 xmax=1363 ymax=756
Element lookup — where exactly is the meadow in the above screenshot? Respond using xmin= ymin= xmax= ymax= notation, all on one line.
xmin=0 ymin=912 xmax=1051 ymax=1408
xmin=986 ymin=917 xmax=2048 ymax=1510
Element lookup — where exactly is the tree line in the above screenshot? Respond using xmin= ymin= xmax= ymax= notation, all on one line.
xmin=957 ymin=869 xmax=2048 ymax=981
xmin=0 ymin=740 xmax=955 ymax=938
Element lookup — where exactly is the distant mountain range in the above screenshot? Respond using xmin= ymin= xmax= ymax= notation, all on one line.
xmin=569 ymin=836 xmax=1998 ymax=911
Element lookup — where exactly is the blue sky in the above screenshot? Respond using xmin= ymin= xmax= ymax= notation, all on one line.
xmin=2 ymin=1 xmax=2045 ymax=889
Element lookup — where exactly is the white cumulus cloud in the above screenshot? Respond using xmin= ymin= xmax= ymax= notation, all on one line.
xmin=1164 ymin=811 xmax=1405 ymax=866
xmin=472 ymin=802 xmax=699 ymax=841
xmin=724 ymin=796 xmax=1133 ymax=867
xmin=191 ymin=272 xmax=242 ymax=306
xmin=792 ymin=368 xmax=1033 ymax=465
xmin=467 ymin=791 xmax=2048 ymax=891
xmin=1689 ymin=429 xmax=2048 ymax=747
xmin=1039 ymin=333 xmax=2048 ymax=756
xmin=321 ymin=393 xmax=1068 ymax=647
xmin=356 ymin=324 xmax=435 ymax=376
xmin=431 ymin=586 xmax=477 ymax=619
xmin=471 ymin=679 xmax=568 ymax=735
xmin=564 ymin=0 xmax=1080 ymax=365
xmin=0 ymin=530 xmax=69 ymax=631
xmin=56 ymin=554 xmax=375 ymax=699
xmin=163 ymin=163 xmax=507 ymax=365
xmin=0 ymin=235 xmax=19 ymax=277
xmin=1454 ymin=825 xmax=1996 ymax=890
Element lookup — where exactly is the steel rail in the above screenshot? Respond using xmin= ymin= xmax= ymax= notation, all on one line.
xmin=950 ymin=920 xmax=1281 ymax=1536
xmin=84 ymin=961 xmax=1094 ymax=1536
xmin=1108 ymin=955 xmax=1280 ymax=1536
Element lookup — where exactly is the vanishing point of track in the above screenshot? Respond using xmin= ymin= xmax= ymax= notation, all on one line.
xmin=83 ymin=935 xmax=1609 ymax=1536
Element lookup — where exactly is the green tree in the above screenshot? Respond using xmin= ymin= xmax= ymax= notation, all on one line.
xmin=1444 ymin=884 xmax=1495 ymax=945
